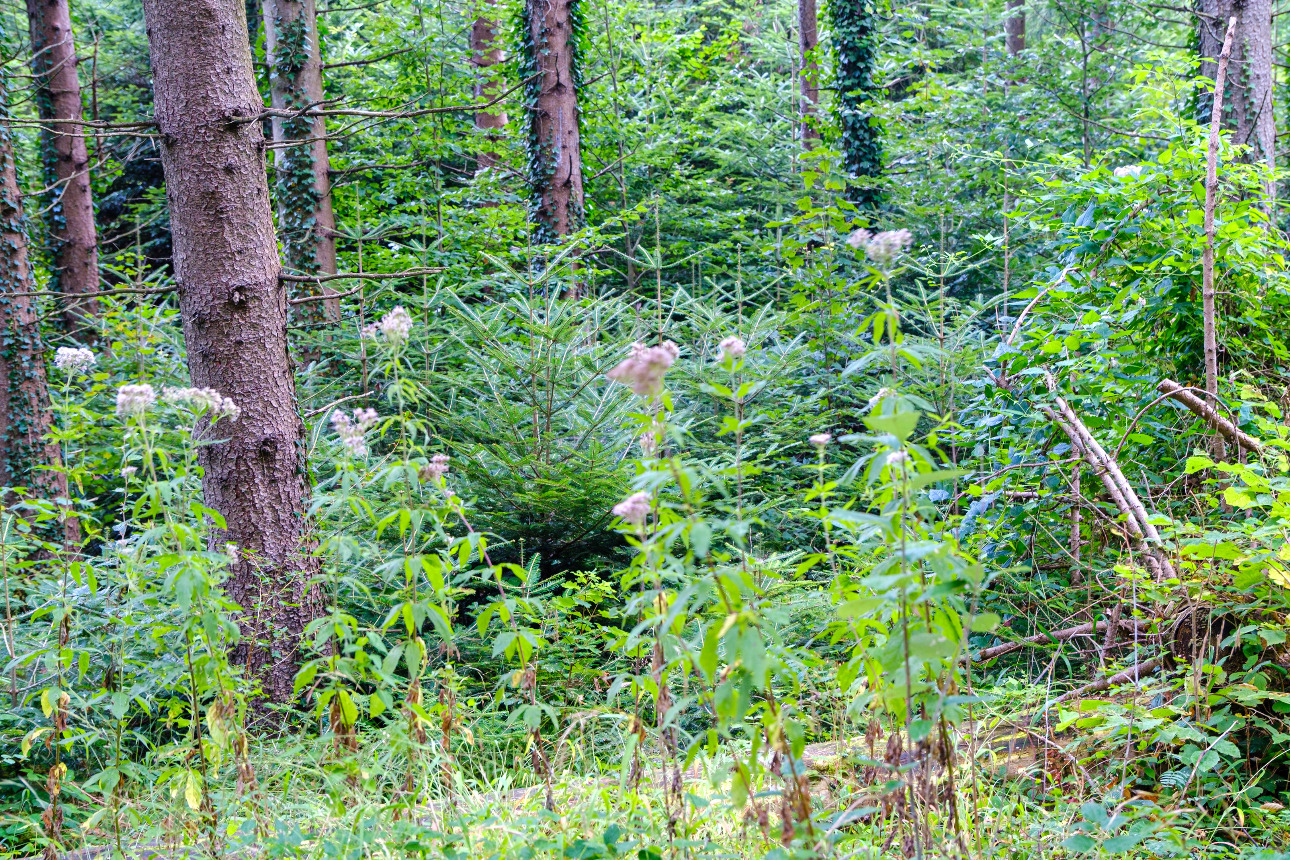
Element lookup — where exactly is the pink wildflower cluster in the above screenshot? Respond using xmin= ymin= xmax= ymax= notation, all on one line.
xmin=331 ymin=407 xmax=379 ymax=456
xmin=613 ymin=491 xmax=652 ymax=527
xmin=606 ymin=341 xmax=680 ymax=397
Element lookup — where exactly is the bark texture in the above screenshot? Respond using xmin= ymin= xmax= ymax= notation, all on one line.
xmin=471 ymin=0 xmax=508 ymax=170
xmin=0 ymin=78 xmax=73 ymax=540
xmin=26 ymin=0 xmax=100 ymax=342
xmin=1004 ymin=0 xmax=1025 ymax=55
xmin=798 ymin=0 xmax=819 ymax=145
xmin=520 ymin=0 xmax=585 ymax=241
xmin=1199 ymin=0 xmax=1274 ymax=176
xmin=140 ymin=0 xmax=322 ymax=701
xmin=264 ymin=0 xmax=339 ymax=321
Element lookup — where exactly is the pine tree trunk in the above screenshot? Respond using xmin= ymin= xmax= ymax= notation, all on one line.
xmin=833 ymin=0 xmax=882 ymax=209
xmin=472 ymin=0 xmax=508 ymax=170
xmin=799 ymin=0 xmax=819 ymax=146
xmin=140 ymin=0 xmax=323 ymax=702
xmin=0 ymin=77 xmax=73 ymax=541
xmin=26 ymin=0 xmax=100 ymax=342
xmin=520 ymin=0 xmax=585 ymax=241
xmin=264 ymin=0 xmax=339 ymax=321
xmin=1200 ymin=0 xmax=1274 ymax=181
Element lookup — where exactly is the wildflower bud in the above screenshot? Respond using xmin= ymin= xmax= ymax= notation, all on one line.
xmin=53 ymin=347 xmax=95 ymax=374
xmin=847 ymin=228 xmax=913 ymax=265
xmin=120 ymin=466 xmax=137 ymax=478
xmin=639 ymin=433 xmax=658 ymax=457
xmin=867 ymin=387 xmax=892 ymax=411
xmin=718 ymin=336 xmax=747 ymax=363
xmin=115 ymin=384 xmax=156 ymax=417
xmin=377 ymin=306 xmax=414 ymax=346
xmin=162 ymin=387 xmax=240 ymax=420
xmin=331 ymin=408 xmax=377 ymax=457
xmin=606 ymin=341 xmax=681 ymax=398
xmin=888 ymin=451 xmax=909 ymax=466
xmin=612 ymin=491 xmax=652 ymax=527
xmin=809 ymin=433 xmax=831 ymax=448
xmin=419 ymin=453 xmax=450 ymax=483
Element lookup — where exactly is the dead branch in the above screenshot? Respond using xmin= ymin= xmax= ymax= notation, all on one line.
xmin=1157 ymin=378 xmax=1263 ymax=453
xmin=281 ymin=267 xmax=444 ymax=286
xmin=971 ymin=618 xmax=1152 ymax=663
xmin=1050 ymin=657 xmax=1166 ymax=704
xmin=1040 ymin=389 xmax=1176 ymax=581
xmin=1202 ymin=17 xmax=1237 ymax=403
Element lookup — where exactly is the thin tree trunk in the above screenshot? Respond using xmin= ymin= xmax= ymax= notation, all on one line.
xmin=264 ymin=0 xmax=339 ymax=321
xmin=520 ymin=0 xmax=585 ymax=241
xmin=1200 ymin=0 xmax=1274 ymax=189
xmin=1004 ymin=0 xmax=1025 ymax=55
xmin=140 ymin=0 xmax=323 ymax=702
xmin=0 ymin=77 xmax=74 ymax=544
xmin=1203 ymin=18 xmax=1236 ymax=406
xmin=799 ymin=0 xmax=819 ymax=146
xmin=26 ymin=0 xmax=100 ymax=343
xmin=471 ymin=0 xmax=507 ymax=170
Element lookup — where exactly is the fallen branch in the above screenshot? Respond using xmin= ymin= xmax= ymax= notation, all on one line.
xmin=1040 ymin=385 xmax=1176 ymax=581
xmin=970 ymin=618 xmax=1152 ymax=664
xmin=1050 ymin=657 xmax=1166 ymax=705
xmin=1157 ymin=378 xmax=1263 ymax=453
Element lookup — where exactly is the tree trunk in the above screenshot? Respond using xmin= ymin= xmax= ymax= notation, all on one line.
xmin=26 ymin=0 xmax=101 ymax=343
xmin=263 ymin=0 xmax=339 ymax=321
xmin=471 ymin=0 xmax=508 ymax=170
xmin=833 ymin=0 xmax=882 ymax=209
xmin=1199 ymin=0 xmax=1274 ymax=181
xmin=520 ymin=0 xmax=585 ymax=241
xmin=799 ymin=0 xmax=819 ymax=146
xmin=1004 ymin=0 xmax=1025 ymax=55
xmin=140 ymin=0 xmax=323 ymax=702
xmin=0 ymin=78 xmax=73 ymax=543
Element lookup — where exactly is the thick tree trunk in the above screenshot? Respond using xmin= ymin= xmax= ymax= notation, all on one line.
xmin=26 ymin=0 xmax=100 ymax=342
xmin=520 ymin=0 xmax=585 ymax=241
xmin=264 ymin=0 xmax=339 ymax=321
xmin=140 ymin=0 xmax=323 ymax=702
xmin=0 ymin=80 xmax=73 ymax=542
xmin=1199 ymin=0 xmax=1274 ymax=180
xmin=799 ymin=0 xmax=819 ymax=146
xmin=471 ymin=0 xmax=508 ymax=170
xmin=1004 ymin=0 xmax=1025 ymax=55
xmin=833 ymin=0 xmax=882 ymax=209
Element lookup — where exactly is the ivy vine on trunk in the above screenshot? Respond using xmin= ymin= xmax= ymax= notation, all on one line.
xmin=832 ymin=0 xmax=882 ymax=210
xmin=518 ymin=0 xmax=586 ymax=242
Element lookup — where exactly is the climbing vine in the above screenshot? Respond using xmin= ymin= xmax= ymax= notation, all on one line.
xmin=831 ymin=0 xmax=882 ymax=210
xmin=271 ymin=13 xmax=325 ymax=300
xmin=516 ymin=0 xmax=587 ymax=243
xmin=0 ymin=69 xmax=56 ymax=498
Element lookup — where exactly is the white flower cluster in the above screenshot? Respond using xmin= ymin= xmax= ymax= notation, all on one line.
xmin=331 ymin=407 xmax=379 ymax=456
xmin=162 ymin=387 xmax=241 ymax=420
xmin=846 ymin=228 xmax=913 ymax=265
xmin=364 ymin=306 xmax=414 ymax=347
xmin=809 ymin=432 xmax=832 ymax=448
xmin=53 ymin=347 xmax=95 ymax=374
xmin=1112 ymin=164 xmax=1144 ymax=179
xmin=613 ymin=491 xmax=652 ymax=526
xmin=420 ymin=453 xmax=450 ymax=483
xmin=606 ymin=341 xmax=680 ymax=397
xmin=718 ymin=336 xmax=747 ymax=363
xmin=116 ymin=384 xmax=156 ymax=417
